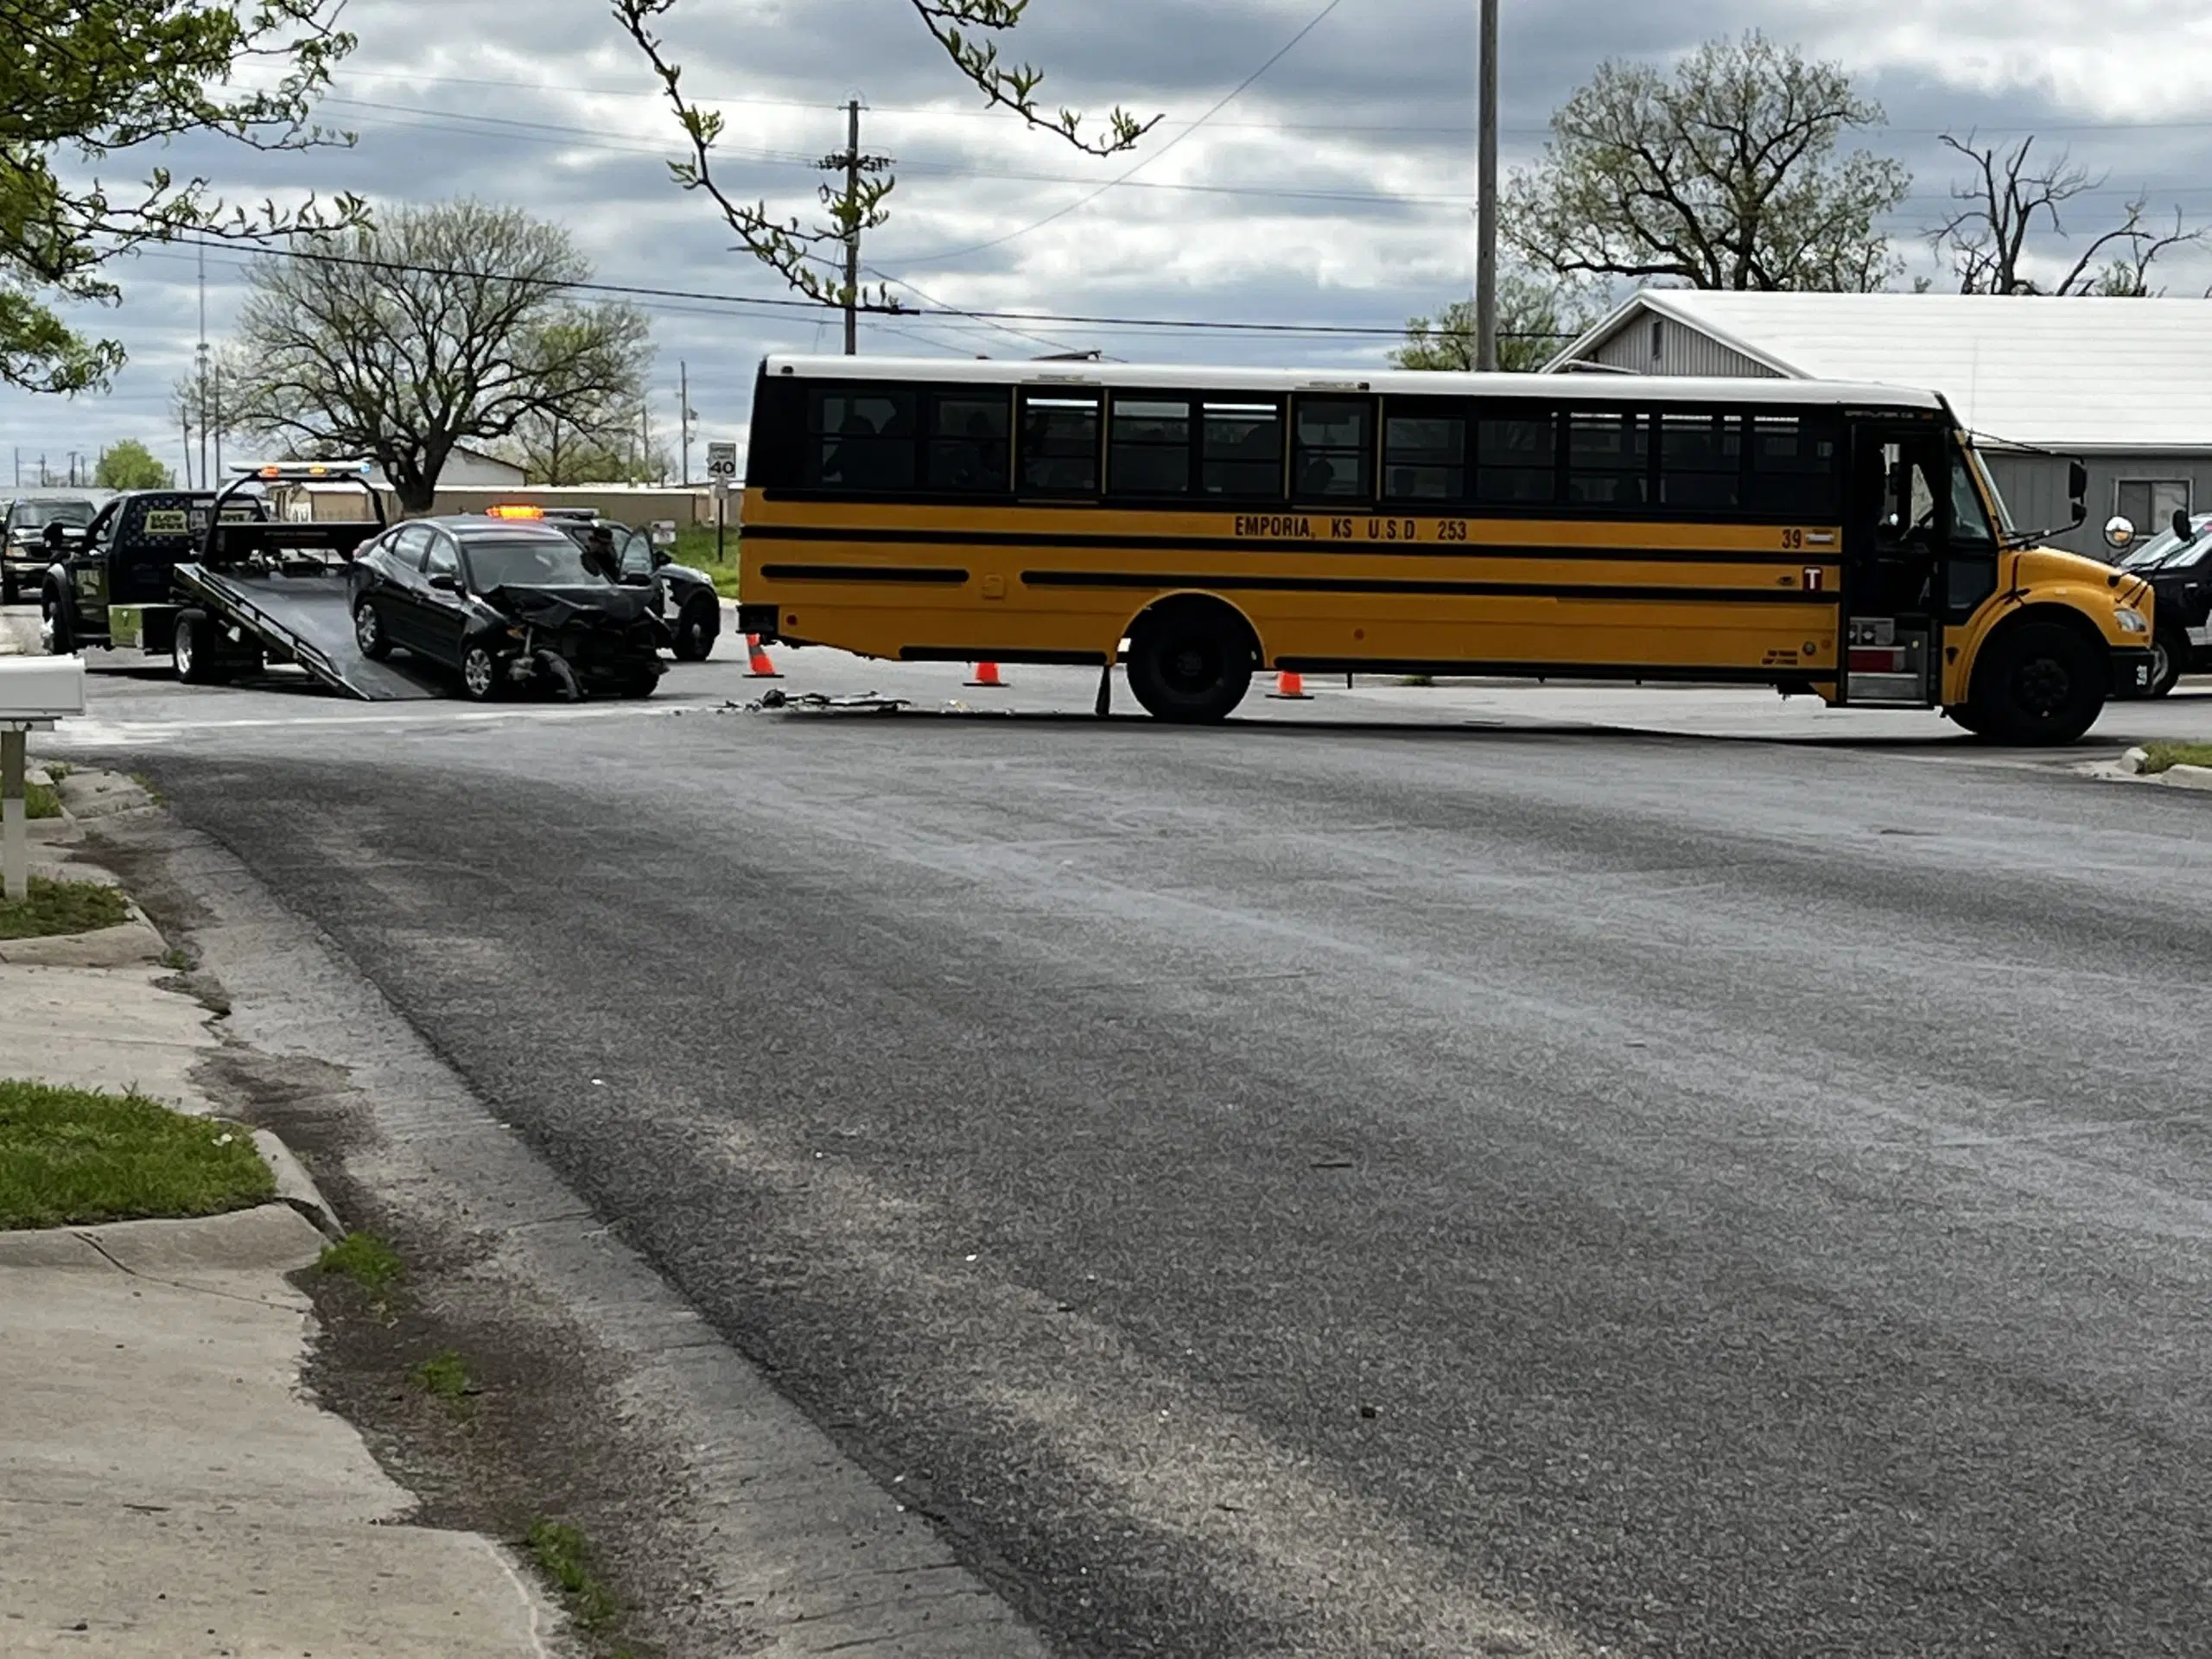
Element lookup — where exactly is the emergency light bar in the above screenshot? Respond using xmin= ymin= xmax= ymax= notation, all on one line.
xmin=486 ymin=505 xmax=547 ymax=520
xmin=239 ymin=461 xmax=378 ymax=482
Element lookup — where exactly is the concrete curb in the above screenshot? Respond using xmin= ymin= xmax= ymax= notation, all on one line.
xmin=2165 ymin=763 xmax=2212 ymax=792
xmin=2122 ymin=747 xmax=2151 ymax=775
xmin=251 ymin=1128 xmax=347 ymax=1242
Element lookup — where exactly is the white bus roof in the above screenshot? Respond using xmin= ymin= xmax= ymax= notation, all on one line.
xmin=760 ymin=354 xmax=1951 ymax=413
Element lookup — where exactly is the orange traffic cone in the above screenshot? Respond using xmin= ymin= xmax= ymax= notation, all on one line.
xmin=745 ymin=635 xmax=784 ymax=679
xmin=1268 ymin=669 xmax=1313 ymax=701
xmin=966 ymin=661 xmax=1007 ymax=690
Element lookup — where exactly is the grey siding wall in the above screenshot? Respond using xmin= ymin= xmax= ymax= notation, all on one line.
xmin=1985 ymin=450 xmax=2212 ymax=557
xmin=1575 ymin=313 xmax=1777 ymax=379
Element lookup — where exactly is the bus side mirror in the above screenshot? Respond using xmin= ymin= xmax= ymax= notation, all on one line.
xmin=2104 ymin=515 xmax=2137 ymax=551
xmin=2068 ymin=461 xmax=2089 ymax=524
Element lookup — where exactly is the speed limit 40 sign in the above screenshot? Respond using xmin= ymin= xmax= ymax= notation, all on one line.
xmin=706 ymin=442 xmax=739 ymax=480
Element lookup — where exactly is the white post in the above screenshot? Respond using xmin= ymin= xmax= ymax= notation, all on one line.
xmin=2 ymin=728 xmax=26 ymax=903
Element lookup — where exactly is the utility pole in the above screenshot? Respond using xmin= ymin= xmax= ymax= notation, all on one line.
xmin=843 ymin=99 xmax=862 ymax=356
xmin=180 ymin=416 xmax=193 ymax=491
xmin=679 ymin=361 xmax=691 ymax=486
xmin=196 ymin=242 xmax=212 ymax=487
xmin=1475 ymin=0 xmax=1500 ymax=372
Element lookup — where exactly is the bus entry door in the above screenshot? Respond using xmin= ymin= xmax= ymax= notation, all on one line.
xmin=1842 ymin=427 xmax=1946 ymax=707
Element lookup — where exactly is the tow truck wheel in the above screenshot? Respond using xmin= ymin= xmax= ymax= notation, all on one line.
xmin=459 ymin=644 xmax=504 ymax=702
xmin=173 ymin=609 xmax=231 ymax=685
xmin=1968 ymin=618 xmax=2105 ymax=746
xmin=42 ymin=588 xmax=73 ymax=657
xmin=353 ymin=598 xmax=392 ymax=661
xmin=1 ymin=569 xmax=16 ymax=607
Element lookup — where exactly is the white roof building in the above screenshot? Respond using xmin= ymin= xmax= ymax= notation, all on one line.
xmin=1546 ymin=292 xmax=2212 ymax=551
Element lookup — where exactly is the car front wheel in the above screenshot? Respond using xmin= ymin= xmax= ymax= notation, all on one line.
xmin=459 ymin=644 xmax=505 ymax=702
xmin=2150 ymin=626 xmax=2187 ymax=698
xmin=671 ymin=600 xmax=718 ymax=662
xmin=353 ymin=598 xmax=393 ymax=661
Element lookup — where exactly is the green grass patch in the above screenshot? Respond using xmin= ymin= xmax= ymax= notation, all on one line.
xmin=412 ymin=1346 xmax=475 ymax=1407
xmin=2142 ymin=741 xmax=2212 ymax=775
xmin=0 ymin=1080 xmax=274 ymax=1230
xmin=41 ymin=761 xmax=72 ymax=781
xmin=317 ymin=1230 xmax=404 ymax=1294
xmin=670 ymin=524 xmax=739 ymax=599
xmin=0 ymin=876 xmax=130 ymax=941
xmin=128 ymin=771 xmax=166 ymax=806
xmin=1398 ymin=674 xmax=1435 ymax=688
xmin=527 ymin=1520 xmax=621 ymax=1632
xmin=24 ymin=780 xmax=60 ymax=820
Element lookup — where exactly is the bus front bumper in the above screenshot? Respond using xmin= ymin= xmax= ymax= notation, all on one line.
xmin=2113 ymin=648 xmax=2155 ymax=697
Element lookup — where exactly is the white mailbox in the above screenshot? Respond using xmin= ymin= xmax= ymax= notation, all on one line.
xmin=0 ymin=656 xmax=87 ymax=723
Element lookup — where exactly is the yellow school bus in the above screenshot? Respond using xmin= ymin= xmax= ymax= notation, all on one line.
xmin=738 ymin=358 xmax=2153 ymax=743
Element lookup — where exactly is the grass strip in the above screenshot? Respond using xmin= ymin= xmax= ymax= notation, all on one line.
xmin=527 ymin=1520 xmax=621 ymax=1632
xmin=24 ymin=780 xmax=60 ymax=820
xmin=0 ymin=1080 xmax=274 ymax=1230
xmin=317 ymin=1230 xmax=404 ymax=1293
xmin=0 ymin=876 xmax=130 ymax=941
xmin=2142 ymin=741 xmax=2212 ymax=775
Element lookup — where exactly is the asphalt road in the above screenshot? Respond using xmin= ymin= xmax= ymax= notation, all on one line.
xmin=38 ymin=644 xmax=2212 ymax=1656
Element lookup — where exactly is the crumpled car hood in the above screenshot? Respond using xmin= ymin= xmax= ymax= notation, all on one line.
xmin=483 ymin=583 xmax=660 ymax=630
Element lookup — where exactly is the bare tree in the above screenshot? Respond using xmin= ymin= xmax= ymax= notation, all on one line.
xmin=1934 ymin=133 xmax=2205 ymax=296
xmin=221 ymin=201 xmax=653 ymax=514
xmin=1504 ymin=33 xmax=1910 ymax=293
xmin=612 ymin=0 xmax=1159 ymax=311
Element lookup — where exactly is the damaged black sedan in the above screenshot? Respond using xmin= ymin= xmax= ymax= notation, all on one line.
xmin=348 ymin=516 xmax=668 ymax=702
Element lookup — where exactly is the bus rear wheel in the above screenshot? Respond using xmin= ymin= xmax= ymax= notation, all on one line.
xmin=1126 ymin=601 xmax=1256 ymax=724
xmin=1968 ymin=619 xmax=2105 ymax=746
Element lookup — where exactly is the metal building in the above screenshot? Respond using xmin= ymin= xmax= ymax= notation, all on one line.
xmin=1546 ymin=292 xmax=2212 ymax=556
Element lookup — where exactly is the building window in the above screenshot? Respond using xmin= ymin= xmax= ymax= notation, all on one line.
xmin=1659 ymin=412 xmax=1742 ymax=510
xmin=1383 ymin=410 xmax=1468 ymax=502
xmin=1475 ymin=411 xmax=1558 ymax=505
xmin=1109 ymin=397 xmax=1192 ymax=496
xmin=2118 ymin=479 xmax=2192 ymax=537
xmin=1293 ymin=399 xmax=1372 ymax=500
xmin=925 ymin=392 xmax=1010 ymax=493
xmin=1020 ymin=391 xmax=1102 ymax=496
xmin=809 ymin=388 xmax=918 ymax=492
xmin=1202 ymin=402 xmax=1284 ymax=499
xmin=1567 ymin=410 xmax=1650 ymax=510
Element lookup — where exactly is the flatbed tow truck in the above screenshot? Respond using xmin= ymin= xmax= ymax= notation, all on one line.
xmin=105 ymin=463 xmax=444 ymax=701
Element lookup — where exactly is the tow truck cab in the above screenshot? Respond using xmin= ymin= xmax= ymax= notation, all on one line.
xmin=43 ymin=491 xmax=265 ymax=655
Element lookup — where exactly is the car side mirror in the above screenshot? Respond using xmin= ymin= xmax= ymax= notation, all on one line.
xmin=652 ymin=549 xmax=672 ymax=569
xmin=428 ymin=571 xmax=461 ymax=593
xmin=2104 ymin=515 xmax=2137 ymax=551
xmin=2177 ymin=507 xmax=2195 ymax=543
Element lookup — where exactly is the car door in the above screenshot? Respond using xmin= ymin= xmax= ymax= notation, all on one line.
xmin=370 ymin=524 xmax=435 ymax=650
xmin=416 ymin=530 xmax=472 ymax=667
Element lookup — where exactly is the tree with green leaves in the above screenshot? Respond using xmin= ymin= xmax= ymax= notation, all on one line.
xmin=1394 ymin=271 xmax=1606 ymax=373
xmin=613 ymin=0 xmax=1157 ymax=311
xmin=501 ymin=404 xmax=671 ymax=486
xmin=1505 ymin=33 xmax=1910 ymax=294
xmin=219 ymin=202 xmax=655 ymax=514
xmin=2 ymin=0 xmax=365 ymax=395
xmin=92 ymin=440 xmax=172 ymax=491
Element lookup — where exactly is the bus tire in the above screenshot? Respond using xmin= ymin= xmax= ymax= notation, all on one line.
xmin=1126 ymin=599 xmax=1257 ymax=724
xmin=1968 ymin=616 xmax=2105 ymax=746
xmin=174 ymin=610 xmax=230 ymax=685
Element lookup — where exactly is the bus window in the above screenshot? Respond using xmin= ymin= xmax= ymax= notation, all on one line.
xmin=1748 ymin=415 xmax=1840 ymax=516
xmin=1020 ymin=392 xmax=1102 ymax=496
xmin=1109 ymin=397 xmax=1192 ymax=496
xmin=1201 ymin=403 xmax=1283 ymax=499
xmin=1567 ymin=410 xmax=1650 ymax=510
xmin=810 ymin=388 xmax=916 ymax=492
xmin=1293 ymin=400 xmax=1372 ymax=501
xmin=1475 ymin=411 xmax=1558 ymax=505
xmin=1383 ymin=409 xmax=1467 ymax=503
xmin=1659 ymin=413 xmax=1742 ymax=511
xmin=926 ymin=392 xmax=1010 ymax=493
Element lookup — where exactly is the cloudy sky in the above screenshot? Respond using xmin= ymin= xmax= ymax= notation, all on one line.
xmin=10 ymin=0 xmax=2212 ymax=488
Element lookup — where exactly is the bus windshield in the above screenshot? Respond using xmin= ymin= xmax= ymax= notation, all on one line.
xmin=1961 ymin=447 xmax=2015 ymax=538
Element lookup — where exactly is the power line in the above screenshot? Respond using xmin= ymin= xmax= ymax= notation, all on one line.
xmin=899 ymin=0 xmax=1352 ymax=267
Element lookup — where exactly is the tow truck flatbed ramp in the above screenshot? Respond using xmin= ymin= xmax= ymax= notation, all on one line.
xmin=171 ymin=565 xmax=444 ymax=701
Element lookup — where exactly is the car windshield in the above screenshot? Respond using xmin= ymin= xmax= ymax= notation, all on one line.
xmin=461 ymin=537 xmax=605 ymax=589
xmin=9 ymin=499 xmax=96 ymax=531
xmin=2120 ymin=519 xmax=2212 ymax=571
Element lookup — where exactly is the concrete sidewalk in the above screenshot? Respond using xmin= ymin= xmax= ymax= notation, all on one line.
xmin=1 ymin=772 xmax=565 ymax=1656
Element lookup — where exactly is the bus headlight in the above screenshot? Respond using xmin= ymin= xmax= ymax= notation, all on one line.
xmin=2114 ymin=607 xmax=2149 ymax=634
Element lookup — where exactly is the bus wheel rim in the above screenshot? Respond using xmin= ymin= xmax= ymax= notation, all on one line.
xmin=2018 ymin=657 xmax=2070 ymax=717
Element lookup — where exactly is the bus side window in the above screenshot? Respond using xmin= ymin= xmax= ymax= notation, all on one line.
xmin=1201 ymin=402 xmax=1283 ymax=499
xmin=1748 ymin=415 xmax=1840 ymax=518
xmin=1293 ymin=399 xmax=1372 ymax=502
xmin=1383 ymin=404 xmax=1468 ymax=503
xmin=926 ymin=391 xmax=1011 ymax=493
xmin=1109 ymin=397 xmax=1192 ymax=496
xmin=1658 ymin=413 xmax=1743 ymax=510
xmin=1020 ymin=392 xmax=1102 ymax=497
xmin=809 ymin=388 xmax=916 ymax=492
xmin=1474 ymin=410 xmax=1558 ymax=505
xmin=1566 ymin=410 xmax=1650 ymax=510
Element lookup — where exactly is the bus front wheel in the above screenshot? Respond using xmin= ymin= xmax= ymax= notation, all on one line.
xmin=1968 ymin=619 xmax=2105 ymax=746
xmin=1127 ymin=601 xmax=1256 ymax=724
